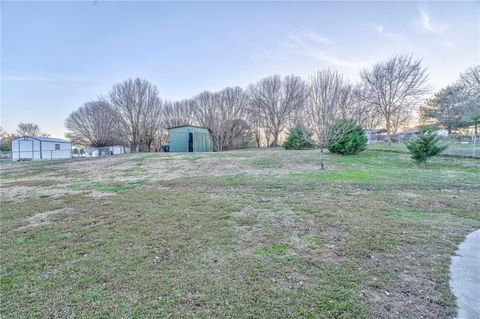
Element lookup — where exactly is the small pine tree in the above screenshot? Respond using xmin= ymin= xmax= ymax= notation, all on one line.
xmin=405 ymin=127 xmax=448 ymax=167
xmin=327 ymin=119 xmax=367 ymax=155
xmin=283 ymin=126 xmax=314 ymax=150
xmin=79 ymin=148 xmax=85 ymax=156
xmin=73 ymin=148 xmax=79 ymax=156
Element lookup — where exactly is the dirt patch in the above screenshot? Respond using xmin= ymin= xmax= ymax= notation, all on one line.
xmin=86 ymin=191 xmax=117 ymax=198
xmin=16 ymin=208 xmax=76 ymax=231
xmin=0 ymin=185 xmax=83 ymax=201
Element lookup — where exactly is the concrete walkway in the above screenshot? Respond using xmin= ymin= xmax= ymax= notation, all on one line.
xmin=449 ymin=230 xmax=480 ymax=319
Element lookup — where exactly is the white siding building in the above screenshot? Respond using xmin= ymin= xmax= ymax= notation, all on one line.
xmin=83 ymin=145 xmax=130 ymax=157
xmin=11 ymin=136 xmax=72 ymax=161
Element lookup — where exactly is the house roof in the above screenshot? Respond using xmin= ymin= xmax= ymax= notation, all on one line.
xmin=399 ymin=129 xmax=421 ymax=134
xmin=366 ymin=129 xmax=387 ymax=134
xmin=167 ymin=125 xmax=211 ymax=132
xmin=15 ymin=136 xmax=71 ymax=143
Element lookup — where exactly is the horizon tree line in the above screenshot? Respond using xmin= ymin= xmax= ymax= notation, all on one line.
xmin=1 ymin=54 xmax=478 ymax=153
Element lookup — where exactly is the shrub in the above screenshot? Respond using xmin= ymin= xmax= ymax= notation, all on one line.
xmin=327 ymin=119 xmax=367 ymax=155
xmin=283 ymin=126 xmax=314 ymax=150
xmin=405 ymin=127 xmax=448 ymax=167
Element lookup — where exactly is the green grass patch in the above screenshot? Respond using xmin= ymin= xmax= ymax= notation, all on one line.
xmin=298 ymin=169 xmax=375 ymax=182
xmin=57 ymin=232 xmax=72 ymax=240
xmin=93 ymin=181 xmax=145 ymax=193
xmin=253 ymin=243 xmax=289 ymax=255
xmin=84 ymin=290 xmax=101 ymax=301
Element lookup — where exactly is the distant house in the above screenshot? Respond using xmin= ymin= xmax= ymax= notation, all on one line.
xmin=83 ymin=145 xmax=130 ymax=157
xmin=365 ymin=129 xmax=387 ymax=144
xmin=168 ymin=125 xmax=213 ymax=152
xmin=11 ymin=136 xmax=71 ymax=161
xmin=397 ymin=129 xmax=422 ymax=140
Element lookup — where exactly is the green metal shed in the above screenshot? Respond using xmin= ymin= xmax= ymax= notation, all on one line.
xmin=168 ymin=125 xmax=213 ymax=152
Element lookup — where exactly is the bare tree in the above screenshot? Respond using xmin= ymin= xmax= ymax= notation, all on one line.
xmin=215 ymin=87 xmax=249 ymax=150
xmin=247 ymin=112 xmax=263 ymax=148
xmin=248 ymin=75 xmax=306 ymax=147
xmin=304 ymin=70 xmax=353 ymax=169
xmin=459 ymin=65 xmax=480 ymax=96
xmin=140 ymin=97 xmax=164 ymax=152
xmin=109 ymin=78 xmax=162 ymax=152
xmin=192 ymin=87 xmax=248 ymax=151
xmin=162 ymin=99 xmax=195 ymax=128
xmin=360 ymin=54 xmax=429 ymax=143
xmin=16 ymin=123 xmax=48 ymax=137
xmin=65 ymin=100 xmax=124 ymax=147
xmin=345 ymin=86 xmax=384 ymax=130
xmin=192 ymin=90 xmax=217 ymax=128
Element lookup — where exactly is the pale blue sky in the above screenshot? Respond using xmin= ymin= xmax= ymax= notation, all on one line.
xmin=1 ymin=1 xmax=479 ymax=137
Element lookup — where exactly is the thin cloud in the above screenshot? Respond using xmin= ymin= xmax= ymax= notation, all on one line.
xmin=443 ymin=42 xmax=459 ymax=52
xmin=290 ymin=31 xmax=363 ymax=69
xmin=309 ymin=49 xmax=363 ymax=69
xmin=312 ymin=50 xmax=362 ymax=70
xmin=290 ymin=30 xmax=332 ymax=46
xmin=416 ymin=8 xmax=448 ymax=34
xmin=47 ymin=84 xmax=66 ymax=89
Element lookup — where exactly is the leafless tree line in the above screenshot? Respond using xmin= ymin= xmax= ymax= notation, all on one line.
xmin=65 ymin=54 xmax=433 ymax=152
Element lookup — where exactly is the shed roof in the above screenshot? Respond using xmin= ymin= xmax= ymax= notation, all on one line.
xmin=14 ymin=136 xmax=71 ymax=143
xmin=168 ymin=125 xmax=211 ymax=132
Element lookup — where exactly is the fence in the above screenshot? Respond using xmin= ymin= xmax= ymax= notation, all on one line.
xmin=80 ymin=146 xmax=130 ymax=157
xmin=11 ymin=150 xmax=72 ymax=161
xmin=369 ymin=135 xmax=479 ymax=159
xmin=0 ymin=151 xmax=12 ymax=160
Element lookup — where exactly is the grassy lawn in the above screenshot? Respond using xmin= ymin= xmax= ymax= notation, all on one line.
xmin=1 ymin=149 xmax=479 ymax=318
xmin=368 ymin=141 xmax=478 ymax=158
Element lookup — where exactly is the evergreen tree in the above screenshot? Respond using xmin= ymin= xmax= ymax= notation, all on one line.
xmin=327 ymin=119 xmax=367 ymax=155
xmin=283 ymin=126 xmax=314 ymax=150
xmin=405 ymin=127 xmax=448 ymax=167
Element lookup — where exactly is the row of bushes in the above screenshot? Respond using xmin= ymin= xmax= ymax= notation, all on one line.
xmin=283 ymin=119 xmax=367 ymax=155
xmin=283 ymin=120 xmax=448 ymax=166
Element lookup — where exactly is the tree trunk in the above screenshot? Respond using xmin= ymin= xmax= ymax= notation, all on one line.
xmin=386 ymin=118 xmax=392 ymax=146
xmin=147 ymin=139 xmax=153 ymax=152
xmin=320 ymin=148 xmax=325 ymax=170
xmin=271 ymin=131 xmax=279 ymax=147
xmin=131 ymin=141 xmax=137 ymax=153
xmin=254 ymin=131 xmax=261 ymax=148
xmin=265 ymin=134 xmax=271 ymax=148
